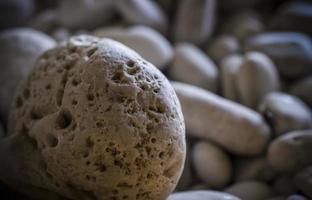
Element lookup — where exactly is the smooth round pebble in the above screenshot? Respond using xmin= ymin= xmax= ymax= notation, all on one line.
xmin=94 ymin=25 xmax=173 ymax=70
xmin=223 ymin=11 xmax=264 ymax=41
xmin=172 ymin=81 xmax=271 ymax=156
xmin=0 ymin=28 xmax=56 ymax=124
xmin=58 ymin=0 xmax=115 ymax=29
xmin=0 ymin=35 xmax=186 ymax=200
xmin=268 ymin=129 xmax=312 ymax=172
xmin=237 ymin=52 xmax=280 ymax=109
xmin=287 ymin=195 xmax=308 ymax=200
xmin=234 ymin=157 xmax=275 ymax=182
xmin=192 ymin=141 xmax=232 ymax=188
xmin=114 ymin=0 xmax=168 ymax=33
xmin=273 ymin=175 xmax=298 ymax=196
xmin=0 ymin=0 xmax=35 ymax=29
xmin=225 ymin=181 xmax=275 ymax=200
xmin=220 ymin=54 xmax=243 ymax=102
xmin=294 ymin=166 xmax=312 ymax=198
xmin=259 ymin=92 xmax=312 ymax=136
xmin=245 ymin=32 xmax=312 ymax=80
xmin=167 ymin=190 xmax=241 ymax=200
xmin=173 ymin=0 xmax=216 ymax=45
xmin=169 ymin=43 xmax=219 ymax=93
xmin=207 ymin=35 xmax=240 ymax=64
xmin=290 ymin=76 xmax=312 ymax=108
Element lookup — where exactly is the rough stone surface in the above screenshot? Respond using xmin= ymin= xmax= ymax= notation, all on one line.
xmin=0 ymin=28 xmax=56 ymax=125
xmin=167 ymin=190 xmax=241 ymax=200
xmin=172 ymin=81 xmax=271 ymax=156
xmin=268 ymin=130 xmax=312 ymax=172
xmin=259 ymin=92 xmax=312 ymax=136
xmin=0 ymin=36 xmax=186 ymax=200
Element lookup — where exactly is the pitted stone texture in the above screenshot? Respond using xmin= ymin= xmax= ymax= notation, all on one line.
xmin=1 ymin=36 xmax=186 ymax=200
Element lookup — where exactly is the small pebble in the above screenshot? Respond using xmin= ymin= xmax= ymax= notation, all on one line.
xmin=290 ymin=76 xmax=312 ymax=108
xmin=167 ymin=190 xmax=240 ymax=200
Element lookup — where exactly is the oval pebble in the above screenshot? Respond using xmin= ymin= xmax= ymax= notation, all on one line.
xmin=172 ymin=81 xmax=271 ymax=156
xmin=234 ymin=157 xmax=275 ymax=182
xmin=167 ymin=190 xmax=241 ymax=200
xmin=58 ymin=0 xmax=115 ymax=29
xmin=268 ymin=129 xmax=312 ymax=172
xmin=207 ymin=35 xmax=240 ymax=64
xmin=294 ymin=166 xmax=312 ymax=198
xmin=237 ymin=52 xmax=280 ymax=109
xmin=169 ymin=43 xmax=219 ymax=93
xmin=94 ymin=25 xmax=173 ymax=70
xmin=259 ymin=92 xmax=312 ymax=136
xmin=245 ymin=32 xmax=312 ymax=80
xmin=220 ymin=54 xmax=243 ymax=102
xmin=225 ymin=181 xmax=275 ymax=200
xmin=0 ymin=28 xmax=56 ymax=124
xmin=290 ymin=76 xmax=312 ymax=108
xmin=192 ymin=141 xmax=232 ymax=188
xmin=173 ymin=0 xmax=216 ymax=45
xmin=114 ymin=0 xmax=168 ymax=33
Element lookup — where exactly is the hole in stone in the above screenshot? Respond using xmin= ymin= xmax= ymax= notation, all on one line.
xmin=16 ymin=96 xmax=23 ymax=108
xmin=23 ymin=89 xmax=30 ymax=99
xmin=126 ymin=60 xmax=135 ymax=67
xmin=96 ymin=121 xmax=103 ymax=128
xmin=46 ymin=134 xmax=58 ymax=148
xmin=87 ymin=94 xmax=94 ymax=101
xmin=72 ymin=99 xmax=78 ymax=105
xmin=86 ymin=47 xmax=97 ymax=57
xmin=72 ymin=79 xmax=80 ymax=86
xmin=31 ymin=108 xmax=44 ymax=120
xmin=45 ymin=84 xmax=52 ymax=90
xmin=56 ymin=109 xmax=72 ymax=129
xmin=151 ymin=138 xmax=156 ymax=143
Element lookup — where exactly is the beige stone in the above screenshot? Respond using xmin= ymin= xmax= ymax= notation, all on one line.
xmin=268 ymin=130 xmax=312 ymax=172
xmin=0 ymin=36 xmax=186 ymax=200
xmin=220 ymin=54 xmax=243 ymax=102
xmin=173 ymin=0 xmax=216 ymax=45
xmin=237 ymin=52 xmax=280 ymax=109
xmin=0 ymin=28 xmax=56 ymax=124
xmin=169 ymin=43 xmax=219 ymax=93
xmin=259 ymin=92 xmax=312 ymax=136
xmin=192 ymin=141 xmax=232 ymax=188
xmin=172 ymin=81 xmax=271 ymax=156
xmin=225 ymin=181 xmax=275 ymax=200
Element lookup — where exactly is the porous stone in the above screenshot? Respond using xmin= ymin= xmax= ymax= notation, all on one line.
xmin=268 ymin=130 xmax=312 ymax=172
xmin=172 ymin=81 xmax=271 ymax=156
xmin=192 ymin=141 xmax=232 ymax=188
xmin=0 ymin=36 xmax=186 ymax=200
xmin=0 ymin=28 xmax=56 ymax=124
xmin=168 ymin=43 xmax=219 ymax=93
xmin=259 ymin=92 xmax=312 ymax=136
